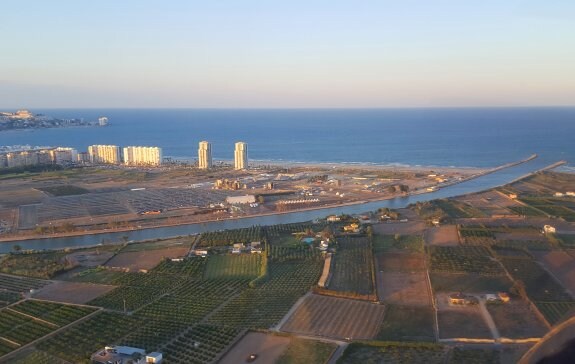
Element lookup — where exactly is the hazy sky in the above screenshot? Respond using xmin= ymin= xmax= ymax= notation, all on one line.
xmin=1 ymin=1 xmax=574 ymax=108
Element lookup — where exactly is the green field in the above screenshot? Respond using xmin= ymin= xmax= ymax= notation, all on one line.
xmin=373 ymin=234 xmax=424 ymax=253
xmin=339 ymin=342 xmax=446 ymax=364
xmin=377 ymin=305 xmax=435 ymax=342
xmin=203 ymin=254 xmax=262 ymax=280
xmin=329 ymin=236 xmax=375 ymax=295
xmin=276 ymin=337 xmax=336 ymax=364
xmin=430 ymin=273 xmax=513 ymax=293
xmin=0 ymin=252 xmax=75 ymax=279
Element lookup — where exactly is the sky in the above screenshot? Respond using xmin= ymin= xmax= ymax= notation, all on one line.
xmin=1 ymin=1 xmax=574 ymax=108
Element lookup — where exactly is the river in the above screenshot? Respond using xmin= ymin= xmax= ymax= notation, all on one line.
xmin=0 ymin=158 xmax=558 ymax=253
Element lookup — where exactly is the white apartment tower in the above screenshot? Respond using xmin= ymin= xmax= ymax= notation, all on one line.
xmin=234 ymin=142 xmax=248 ymax=170
xmin=198 ymin=141 xmax=212 ymax=169
xmin=123 ymin=146 xmax=162 ymax=166
xmin=88 ymin=145 xmax=121 ymax=164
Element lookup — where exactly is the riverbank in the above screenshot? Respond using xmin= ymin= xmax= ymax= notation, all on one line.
xmin=0 ymin=156 xmax=549 ymax=244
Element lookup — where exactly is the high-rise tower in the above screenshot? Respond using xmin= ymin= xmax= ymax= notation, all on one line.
xmin=234 ymin=142 xmax=248 ymax=170
xmin=198 ymin=141 xmax=212 ymax=169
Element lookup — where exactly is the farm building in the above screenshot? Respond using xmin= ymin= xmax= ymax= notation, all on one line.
xmin=226 ymin=195 xmax=256 ymax=205
xmin=343 ymin=223 xmax=359 ymax=232
xmin=193 ymin=250 xmax=208 ymax=257
xmin=232 ymin=243 xmax=244 ymax=254
xmin=554 ymin=192 xmax=564 ymax=197
xmin=250 ymin=241 xmax=262 ymax=253
xmin=543 ymin=225 xmax=556 ymax=234
xmin=498 ymin=292 xmax=510 ymax=303
xmin=508 ymin=193 xmax=518 ymax=199
xmin=449 ymin=293 xmax=477 ymax=305
xmin=91 ymin=346 xmax=162 ymax=364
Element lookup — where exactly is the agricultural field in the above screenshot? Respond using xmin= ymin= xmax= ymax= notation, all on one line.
xmin=12 ymin=350 xmax=68 ymax=364
xmin=119 ymin=236 xmax=194 ymax=252
xmin=456 ymin=190 xmax=521 ymax=217
xmin=426 ymin=225 xmax=460 ymax=246
xmin=447 ymin=347 xmax=500 ymax=364
xmin=376 ymin=305 xmax=435 ymax=342
xmin=203 ymin=254 xmax=262 ymax=280
xmin=162 ymin=324 xmax=242 ymax=364
xmin=519 ymin=197 xmax=575 ymax=221
xmin=32 ymin=281 xmax=115 ymax=304
xmin=376 ymin=251 xmax=425 ymax=272
xmin=275 ymin=337 xmax=336 ymax=364
xmin=487 ymin=299 xmax=548 ymax=339
xmin=458 ymin=226 xmax=496 ymax=246
xmin=105 ymin=245 xmax=190 ymax=271
xmin=151 ymin=257 xmax=206 ymax=278
xmin=37 ymin=311 xmax=138 ymax=363
xmin=269 ymin=244 xmax=320 ymax=262
xmin=373 ymin=234 xmax=424 ymax=253
xmin=430 ymin=273 xmax=513 ymax=293
xmin=558 ymin=234 xmax=575 ymax=248
xmin=437 ymin=309 xmax=492 ymax=339
xmin=500 ymin=257 xmax=575 ymax=325
xmin=198 ymin=226 xmax=263 ymax=247
xmin=0 ymin=274 xmax=49 ymax=293
xmin=377 ymin=272 xmax=431 ymax=306
xmin=219 ymin=332 xmax=291 ymax=364
xmin=429 ymin=246 xmax=504 ymax=275
xmin=208 ymin=261 xmax=322 ymax=329
xmin=412 ymin=199 xmax=485 ymax=220
xmin=339 ymin=342 xmax=446 ymax=364
xmin=281 ymin=294 xmax=385 ymax=340
xmin=533 ymin=250 xmax=575 ymax=295
xmin=328 ymin=236 xmax=375 ymax=295
xmin=0 ymin=300 xmax=97 ymax=357
xmin=372 ymin=221 xmax=426 ymax=236
xmin=0 ymin=252 xmax=76 ymax=279
xmin=265 ymin=221 xmax=329 ymax=247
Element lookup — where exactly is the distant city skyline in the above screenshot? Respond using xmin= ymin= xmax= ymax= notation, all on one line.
xmin=1 ymin=1 xmax=574 ymax=108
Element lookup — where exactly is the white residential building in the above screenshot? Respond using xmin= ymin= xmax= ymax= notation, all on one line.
xmin=98 ymin=117 xmax=109 ymax=126
xmin=234 ymin=141 xmax=248 ymax=170
xmin=51 ymin=147 xmax=78 ymax=164
xmin=88 ymin=145 xmax=121 ymax=164
xmin=198 ymin=141 xmax=212 ymax=169
xmin=123 ymin=146 xmax=162 ymax=166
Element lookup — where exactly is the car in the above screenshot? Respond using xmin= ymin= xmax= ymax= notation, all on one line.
xmin=246 ymin=353 xmax=258 ymax=362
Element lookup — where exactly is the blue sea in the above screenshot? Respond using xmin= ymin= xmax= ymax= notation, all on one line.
xmin=1 ymin=108 xmax=574 ymax=168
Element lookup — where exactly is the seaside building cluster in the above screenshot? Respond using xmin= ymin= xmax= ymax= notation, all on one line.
xmin=0 ymin=146 xmax=78 ymax=169
xmin=0 ymin=139 xmax=249 ymax=170
xmin=88 ymin=145 xmax=162 ymax=166
xmin=0 ymin=109 xmax=105 ymax=131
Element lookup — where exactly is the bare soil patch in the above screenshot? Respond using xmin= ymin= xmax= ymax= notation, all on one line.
xmin=66 ymin=250 xmax=115 ymax=267
xmin=378 ymin=272 xmax=431 ymax=306
xmin=487 ymin=299 xmax=548 ymax=339
xmin=377 ymin=252 xmax=426 ymax=272
xmin=281 ymin=294 xmax=385 ymax=340
xmin=438 ymin=309 xmax=491 ymax=339
xmin=426 ymin=226 xmax=460 ymax=246
xmin=219 ymin=332 xmax=290 ymax=364
xmin=33 ymin=280 xmax=115 ymax=304
xmin=372 ymin=221 xmax=426 ymax=235
xmin=105 ymin=246 xmax=189 ymax=271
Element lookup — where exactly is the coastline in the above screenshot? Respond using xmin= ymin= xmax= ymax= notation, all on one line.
xmin=0 ymin=154 xmax=546 ymax=244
